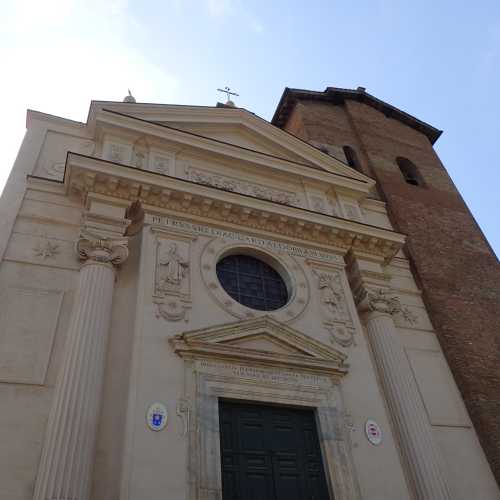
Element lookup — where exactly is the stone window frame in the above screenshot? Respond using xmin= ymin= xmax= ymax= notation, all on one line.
xmin=182 ymin=358 xmax=361 ymax=500
xmin=200 ymin=239 xmax=310 ymax=323
xmin=216 ymin=253 xmax=289 ymax=311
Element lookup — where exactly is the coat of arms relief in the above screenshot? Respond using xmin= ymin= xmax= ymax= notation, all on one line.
xmin=153 ymin=229 xmax=195 ymax=321
xmin=311 ymin=267 xmax=357 ymax=348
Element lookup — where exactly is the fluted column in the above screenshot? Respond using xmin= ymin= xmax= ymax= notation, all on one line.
xmin=359 ymin=288 xmax=451 ymax=499
xmin=34 ymin=233 xmax=129 ymax=500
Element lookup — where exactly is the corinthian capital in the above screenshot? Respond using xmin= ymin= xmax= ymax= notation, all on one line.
xmin=76 ymin=232 xmax=129 ymax=266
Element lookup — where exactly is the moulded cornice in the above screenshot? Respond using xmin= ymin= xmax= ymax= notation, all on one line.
xmin=87 ymin=103 xmax=373 ymax=185
xmin=93 ymin=110 xmax=374 ymax=198
xmin=169 ymin=315 xmax=347 ymax=377
xmin=64 ymin=152 xmax=405 ymax=262
xmin=26 ymin=109 xmax=87 ymax=132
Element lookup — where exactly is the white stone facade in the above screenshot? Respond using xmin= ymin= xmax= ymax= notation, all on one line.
xmin=0 ymin=101 xmax=498 ymax=500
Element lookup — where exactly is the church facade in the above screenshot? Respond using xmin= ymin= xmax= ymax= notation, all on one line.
xmin=0 ymin=91 xmax=498 ymax=500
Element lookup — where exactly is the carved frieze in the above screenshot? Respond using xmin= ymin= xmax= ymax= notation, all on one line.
xmin=186 ymin=166 xmax=299 ymax=206
xmin=153 ymin=228 xmax=196 ymax=322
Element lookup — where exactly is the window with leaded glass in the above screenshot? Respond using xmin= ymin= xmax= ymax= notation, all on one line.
xmin=216 ymin=254 xmax=289 ymax=311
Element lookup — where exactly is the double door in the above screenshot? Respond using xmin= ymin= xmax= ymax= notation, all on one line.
xmin=219 ymin=400 xmax=331 ymax=500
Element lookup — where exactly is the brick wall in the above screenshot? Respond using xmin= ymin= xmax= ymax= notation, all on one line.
xmin=280 ymin=97 xmax=500 ymax=484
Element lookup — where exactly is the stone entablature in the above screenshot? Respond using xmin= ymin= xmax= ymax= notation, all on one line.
xmin=56 ymin=152 xmax=404 ymax=263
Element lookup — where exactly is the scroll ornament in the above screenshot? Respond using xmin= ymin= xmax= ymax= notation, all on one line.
xmin=76 ymin=233 xmax=129 ymax=266
xmin=358 ymin=287 xmax=417 ymax=324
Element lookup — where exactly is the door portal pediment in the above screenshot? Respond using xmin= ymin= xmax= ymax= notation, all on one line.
xmin=169 ymin=316 xmax=348 ymax=377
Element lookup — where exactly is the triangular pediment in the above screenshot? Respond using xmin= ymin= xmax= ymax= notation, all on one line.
xmin=220 ymin=333 xmax=307 ymax=356
xmin=160 ymin=122 xmax=307 ymax=162
xmin=89 ymin=101 xmax=373 ymax=185
xmin=169 ymin=316 xmax=348 ymax=377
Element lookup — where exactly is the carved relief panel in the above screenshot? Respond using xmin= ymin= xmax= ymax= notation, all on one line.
xmin=131 ymin=137 xmax=149 ymax=169
xmin=338 ymin=197 xmax=364 ymax=222
xmin=152 ymin=228 xmax=196 ymax=321
xmin=103 ymin=137 xmax=132 ymax=165
xmin=185 ymin=164 xmax=300 ymax=206
xmin=309 ymin=263 xmax=357 ymax=348
xmin=150 ymin=150 xmax=175 ymax=175
xmin=102 ymin=133 xmax=176 ymax=176
xmin=305 ymin=187 xmax=341 ymax=217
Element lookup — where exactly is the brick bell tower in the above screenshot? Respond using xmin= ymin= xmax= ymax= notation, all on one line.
xmin=272 ymin=86 xmax=500 ymax=484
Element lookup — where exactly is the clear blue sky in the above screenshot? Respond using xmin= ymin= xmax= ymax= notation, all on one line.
xmin=2 ymin=0 xmax=499 ymax=255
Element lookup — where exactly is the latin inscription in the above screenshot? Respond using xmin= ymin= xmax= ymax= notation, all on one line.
xmin=197 ymin=360 xmax=331 ymax=388
xmin=147 ymin=215 xmax=343 ymax=264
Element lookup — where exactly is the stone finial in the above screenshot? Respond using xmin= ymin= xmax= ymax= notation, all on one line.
xmin=123 ymin=89 xmax=136 ymax=103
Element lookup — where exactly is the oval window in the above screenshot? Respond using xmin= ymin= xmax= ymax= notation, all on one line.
xmin=216 ymin=254 xmax=289 ymax=311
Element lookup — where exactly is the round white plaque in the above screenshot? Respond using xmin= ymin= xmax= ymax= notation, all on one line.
xmin=146 ymin=402 xmax=168 ymax=431
xmin=365 ymin=419 xmax=382 ymax=445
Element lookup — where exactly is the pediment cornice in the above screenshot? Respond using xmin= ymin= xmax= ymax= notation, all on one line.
xmin=63 ymin=152 xmax=405 ymax=262
xmin=169 ymin=316 xmax=348 ymax=377
xmin=92 ymin=107 xmax=374 ymax=196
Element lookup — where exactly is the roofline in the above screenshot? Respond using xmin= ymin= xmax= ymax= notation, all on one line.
xmin=26 ymin=109 xmax=86 ymax=130
xmin=271 ymin=86 xmax=443 ymax=145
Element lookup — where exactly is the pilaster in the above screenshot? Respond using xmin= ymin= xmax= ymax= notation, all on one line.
xmin=33 ymin=211 xmax=131 ymax=500
xmin=348 ymin=253 xmax=452 ymax=500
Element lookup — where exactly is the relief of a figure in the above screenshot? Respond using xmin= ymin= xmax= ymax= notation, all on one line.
xmin=158 ymin=242 xmax=189 ymax=291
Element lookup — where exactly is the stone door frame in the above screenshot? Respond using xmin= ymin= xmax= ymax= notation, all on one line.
xmin=182 ymin=359 xmax=361 ymax=500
